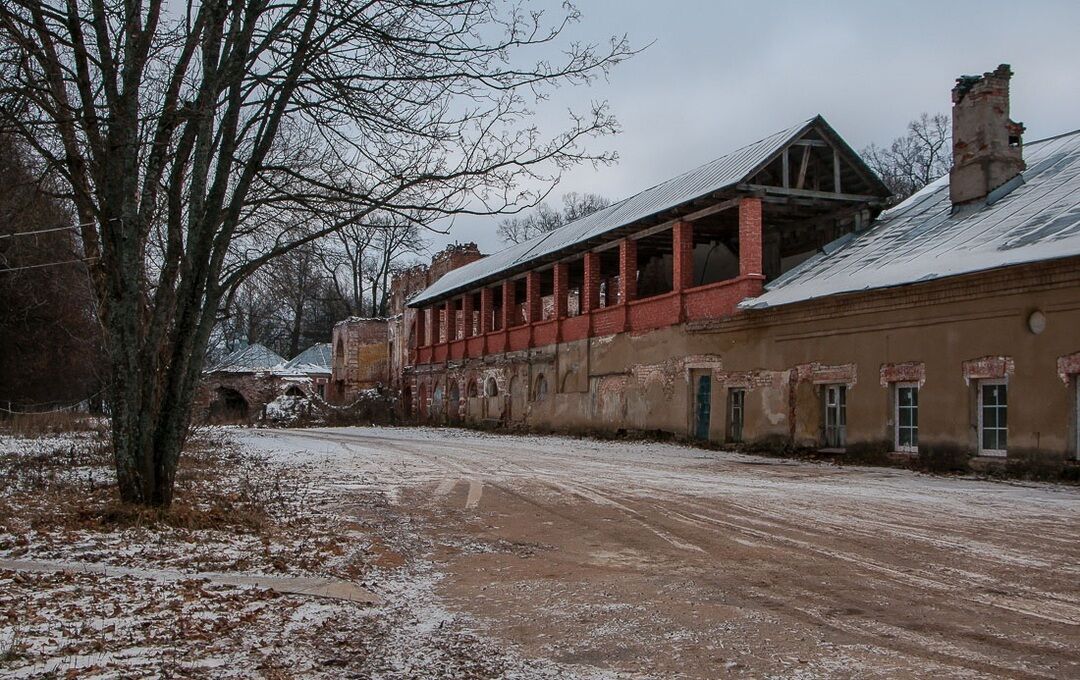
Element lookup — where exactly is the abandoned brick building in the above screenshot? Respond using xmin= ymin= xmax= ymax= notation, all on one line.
xmin=396 ymin=65 xmax=1080 ymax=465
xmin=199 ymin=342 xmax=332 ymax=423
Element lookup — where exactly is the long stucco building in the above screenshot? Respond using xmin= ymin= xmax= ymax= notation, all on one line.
xmin=393 ymin=65 xmax=1080 ymax=468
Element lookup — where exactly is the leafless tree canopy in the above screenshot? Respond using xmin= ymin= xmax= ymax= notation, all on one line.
xmin=0 ymin=0 xmax=634 ymax=506
xmin=497 ymin=191 xmax=611 ymax=244
xmin=861 ymin=113 xmax=951 ymax=202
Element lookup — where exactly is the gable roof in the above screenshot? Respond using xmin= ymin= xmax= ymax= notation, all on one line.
xmin=281 ymin=343 xmax=332 ymax=374
xmin=742 ymin=128 xmax=1080 ymax=310
xmin=409 ymin=115 xmax=886 ymax=307
xmin=207 ymin=343 xmax=286 ymax=373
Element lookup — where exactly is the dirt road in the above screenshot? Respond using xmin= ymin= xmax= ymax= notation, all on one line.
xmin=244 ymin=427 xmax=1080 ymax=679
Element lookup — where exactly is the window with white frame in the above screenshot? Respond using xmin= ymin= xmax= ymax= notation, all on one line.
xmin=978 ymin=380 xmax=1008 ymax=456
xmin=728 ymin=388 xmax=745 ymax=443
xmin=823 ymin=384 xmax=847 ymax=448
xmin=895 ymin=383 xmax=918 ymax=453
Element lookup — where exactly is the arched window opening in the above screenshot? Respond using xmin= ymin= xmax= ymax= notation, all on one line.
xmin=484 ymin=377 xmax=499 ymax=397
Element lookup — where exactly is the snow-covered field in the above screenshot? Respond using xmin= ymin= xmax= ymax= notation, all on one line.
xmin=3 ymin=424 xmax=1078 ymax=678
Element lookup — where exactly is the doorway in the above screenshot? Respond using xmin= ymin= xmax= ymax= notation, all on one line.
xmin=693 ymin=373 xmax=711 ymax=441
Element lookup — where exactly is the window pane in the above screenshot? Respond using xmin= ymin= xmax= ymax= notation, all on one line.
xmin=899 ymin=387 xmax=913 ymax=408
xmin=998 ymin=405 xmax=1007 ymax=428
xmin=911 ymin=428 xmax=918 ymax=447
xmin=983 ymin=429 xmax=996 ymax=450
xmin=982 ymin=406 xmax=996 ymax=428
xmin=899 ymin=407 xmax=911 ymax=427
xmin=899 ymin=428 xmax=911 ymax=447
xmin=911 ymin=388 xmax=918 ymax=407
xmin=911 ymin=405 xmax=918 ymax=427
xmin=999 ymin=428 xmax=1007 ymax=449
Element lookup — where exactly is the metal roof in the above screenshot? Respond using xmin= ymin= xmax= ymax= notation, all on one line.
xmin=281 ymin=343 xmax=332 ymax=374
xmin=206 ymin=343 xmax=286 ymax=373
xmin=742 ymin=128 xmax=1080 ymax=310
xmin=410 ymin=116 xmax=842 ymax=307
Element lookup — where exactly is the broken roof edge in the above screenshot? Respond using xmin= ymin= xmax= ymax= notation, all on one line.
xmin=408 ymin=115 xmax=887 ymax=308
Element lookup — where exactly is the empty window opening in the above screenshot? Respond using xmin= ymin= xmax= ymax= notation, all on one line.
xmin=895 ymin=383 xmax=918 ymax=453
xmin=208 ymin=387 xmax=249 ymax=424
xmin=484 ymin=377 xmax=499 ymax=397
xmin=979 ymin=380 xmax=1008 ymax=457
xmin=824 ymin=384 xmax=847 ymax=448
xmin=635 ymin=229 xmax=673 ymax=299
xmin=534 ymin=374 xmax=549 ymax=402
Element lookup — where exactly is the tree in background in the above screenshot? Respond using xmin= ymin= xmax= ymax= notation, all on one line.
xmin=862 ymin=113 xmax=951 ymax=202
xmin=497 ymin=192 xmax=611 ymax=244
xmin=0 ymin=0 xmax=633 ymax=507
xmin=0 ymin=136 xmax=102 ymax=409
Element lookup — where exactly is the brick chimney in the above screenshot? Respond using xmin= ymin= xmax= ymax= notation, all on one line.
xmin=949 ymin=64 xmax=1025 ymax=206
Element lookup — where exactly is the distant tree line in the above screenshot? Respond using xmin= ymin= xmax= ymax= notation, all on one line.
xmin=0 ymin=136 xmax=103 ymax=410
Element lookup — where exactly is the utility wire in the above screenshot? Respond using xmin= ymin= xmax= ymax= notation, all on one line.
xmin=0 ymin=256 xmax=99 ymax=274
xmin=0 ymin=224 xmax=80 ymax=240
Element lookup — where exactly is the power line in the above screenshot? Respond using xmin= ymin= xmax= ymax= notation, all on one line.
xmin=0 ymin=256 xmax=99 ymax=274
xmin=0 ymin=224 xmax=80 ymax=240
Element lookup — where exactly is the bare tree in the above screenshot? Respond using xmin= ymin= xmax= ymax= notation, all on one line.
xmin=0 ymin=0 xmax=633 ymax=507
xmin=862 ymin=113 xmax=951 ymax=201
xmin=497 ymin=191 xmax=611 ymax=244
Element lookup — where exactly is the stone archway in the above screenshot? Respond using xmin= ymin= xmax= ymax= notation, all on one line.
xmin=209 ymin=386 xmax=249 ymax=424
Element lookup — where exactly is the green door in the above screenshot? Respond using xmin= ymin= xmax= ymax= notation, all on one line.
xmin=694 ymin=375 xmax=711 ymax=440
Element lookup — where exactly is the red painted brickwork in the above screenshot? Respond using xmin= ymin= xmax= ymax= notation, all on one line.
xmin=444 ymin=300 xmax=456 ymax=343
xmin=508 ymin=326 xmax=530 ymax=352
xmin=962 ymin=355 xmax=1015 ymax=383
xmin=479 ymin=288 xmax=493 ymax=334
xmin=739 ymin=197 xmax=763 ymax=277
xmin=501 ymin=280 xmax=516 ymax=329
xmin=628 ymin=292 xmax=681 ymax=333
xmin=526 ymin=271 xmax=542 ymax=324
xmin=1057 ymin=351 xmax=1080 ymax=384
xmin=466 ymin=336 xmax=485 ymax=357
xmin=461 ymin=295 xmax=474 ymax=338
xmin=592 ymin=305 xmax=626 ymax=337
xmin=532 ymin=319 xmax=558 ymax=347
xmin=582 ymin=252 xmax=601 ymax=313
xmin=619 ymin=239 xmax=637 ymax=303
xmin=553 ymin=263 xmax=568 ymax=319
xmin=673 ymin=221 xmax=693 ymax=292
xmin=561 ymin=314 xmax=590 ymax=342
xmin=449 ymin=339 xmax=466 ymax=361
xmin=879 ymin=361 xmax=926 ymax=386
xmin=683 ymin=276 xmax=763 ymax=321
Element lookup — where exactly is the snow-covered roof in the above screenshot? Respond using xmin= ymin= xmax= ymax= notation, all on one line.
xmin=742 ymin=128 xmax=1080 ymax=310
xmin=410 ymin=116 xmax=874 ymax=307
xmin=207 ymin=343 xmax=286 ymax=373
xmin=281 ymin=343 xmax=332 ymax=375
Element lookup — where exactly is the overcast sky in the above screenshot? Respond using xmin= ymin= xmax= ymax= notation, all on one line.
xmin=426 ymin=0 xmax=1080 ymax=255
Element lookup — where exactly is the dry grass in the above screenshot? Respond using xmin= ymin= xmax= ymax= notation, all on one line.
xmin=0 ymin=410 xmax=104 ymax=438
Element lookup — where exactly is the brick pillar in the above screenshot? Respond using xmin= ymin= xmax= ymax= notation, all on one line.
xmin=618 ymin=238 xmax=637 ymax=303
xmin=582 ymin=253 xmax=600 ymax=313
xmin=444 ymin=300 xmax=455 ymax=342
xmin=673 ymin=220 xmax=694 ymax=291
xmin=461 ymin=294 xmax=474 ymax=338
xmin=415 ymin=307 xmax=426 ymax=347
xmin=552 ymin=263 xmax=568 ymax=318
xmin=501 ymin=279 xmax=515 ymax=328
xmin=480 ymin=288 xmax=493 ymax=333
xmin=525 ymin=271 xmax=542 ymax=324
xmin=738 ymin=196 xmax=763 ymax=277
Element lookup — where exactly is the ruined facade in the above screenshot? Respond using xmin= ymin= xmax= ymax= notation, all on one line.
xmin=198 ymin=343 xmax=330 ymax=423
xmin=398 ymin=66 xmax=1080 ymax=469
xmin=329 ymin=318 xmax=391 ymax=403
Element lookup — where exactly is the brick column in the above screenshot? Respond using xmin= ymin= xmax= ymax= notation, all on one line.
xmin=501 ymin=279 xmax=515 ymax=328
xmin=461 ymin=294 xmax=474 ymax=338
xmin=525 ymin=271 xmax=542 ymax=324
xmin=618 ymin=238 xmax=637 ymax=303
xmin=673 ymin=220 xmax=694 ymax=291
xmin=480 ymin=288 xmax=493 ymax=333
xmin=414 ymin=307 xmax=426 ymax=348
xmin=444 ymin=300 xmax=455 ymax=342
xmin=582 ymin=253 xmax=600 ymax=313
xmin=552 ymin=263 xmax=568 ymax=318
xmin=738 ymin=196 xmax=763 ymax=277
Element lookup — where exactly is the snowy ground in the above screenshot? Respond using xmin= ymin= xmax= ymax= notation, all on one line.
xmin=3 ymin=424 xmax=1078 ymax=678
xmin=237 ymin=427 xmax=1080 ymax=679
